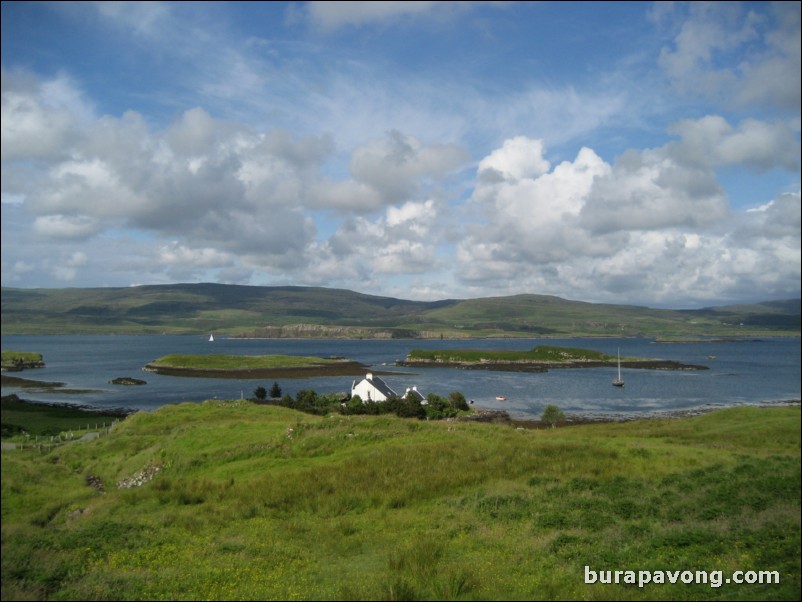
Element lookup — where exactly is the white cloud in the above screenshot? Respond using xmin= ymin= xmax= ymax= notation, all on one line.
xmin=32 ymin=215 xmax=101 ymax=240
xmin=349 ymin=130 xmax=467 ymax=204
xmin=1 ymin=69 xmax=87 ymax=161
xmin=1 ymin=3 xmax=799 ymax=307
xmin=302 ymin=1 xmax=498 ymax=31
xmin=158 ymin=242 xmax=232 ymax=268
xmin=657 ymin=2 xmax=801 ymax=111
xmin=668 ymin=115 xmax=800 ymax=171
xmin=477 ymin=136 xmax=550 ymax=182
xmin=94 ymin=0 xmax=171 ymax=38
xmin=455 ymin=133 xmax=800 ymax=305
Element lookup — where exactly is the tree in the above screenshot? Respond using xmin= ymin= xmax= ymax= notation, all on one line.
xmin=448 ymin=391 xmax=469 ymax=411
xmin=253 ymin=386 xmax=267 ymax=401
xmin=269 ymin=381 xmax=282 ymax=398
xmin=541 ymin=404 xmax=565 ymax=428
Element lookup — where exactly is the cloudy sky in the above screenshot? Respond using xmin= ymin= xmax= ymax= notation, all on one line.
xmin=2 ymin=1 xmax=800 ymax=308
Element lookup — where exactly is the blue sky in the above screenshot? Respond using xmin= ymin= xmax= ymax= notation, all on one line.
xmin=1 ymin=1 xmax=800 ymax=308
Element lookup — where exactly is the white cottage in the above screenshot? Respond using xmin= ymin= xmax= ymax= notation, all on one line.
xmin=404 ymin=386 xmax=426 ymax=404
xmin=350 ymin=373 xmax=397 ymax=402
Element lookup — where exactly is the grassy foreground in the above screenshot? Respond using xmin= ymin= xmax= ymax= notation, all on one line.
xmin=1 ymin=402 xmax=799 ymax=601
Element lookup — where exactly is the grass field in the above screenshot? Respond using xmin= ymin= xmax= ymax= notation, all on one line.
xmin=1 ymin=395 xmax=129 ymax=438
xmin=1 ymin=401 xmax=799 ymax=600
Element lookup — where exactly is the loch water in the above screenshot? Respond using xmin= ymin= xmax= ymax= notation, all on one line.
xmin=1 ymin=335 xmax=799 ymax=420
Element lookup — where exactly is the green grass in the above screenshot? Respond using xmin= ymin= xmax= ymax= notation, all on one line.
xmin=146 ymin=354 xmax=349 ymax=370
xmin=1 ymin=350 xmax=44 ymax=369
xmin=1 ymin=396 xmax=127 ymax=438
xmin=2 ymin=402 xmax=799 ymax=600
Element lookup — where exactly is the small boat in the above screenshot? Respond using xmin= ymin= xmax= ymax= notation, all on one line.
xmin=613 ymin=348 xmax=624 ymax=387
xmin=209 ymin=334 xmax=214 ymax=342
xmin=496 ymin=395 xmax=507 ymax=401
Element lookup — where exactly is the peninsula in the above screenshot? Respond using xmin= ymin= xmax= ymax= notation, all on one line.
xmin=396 ymin=345 xmax=709 ymax=372
xmin=142 ymin=353 xmax=372 ymax=379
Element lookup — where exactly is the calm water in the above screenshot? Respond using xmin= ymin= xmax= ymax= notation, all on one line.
xmin=2 ymin=335 xmax=799 ymax=420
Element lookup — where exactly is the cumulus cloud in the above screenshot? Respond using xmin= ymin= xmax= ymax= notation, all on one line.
xmin=32 ymin=215 xmax=101 ymax=240
xmin=457 ymin=131 xmax=800 ymax=305
xmin=667 ymin=115 xmax=800 ymax=171
xmin=1 ymin=69 xmax=89 ymax=161
xmin=656 ymin=2 xmax=801 ymax=111
xmin=349 ymin=130 xmax=467 ymax=204
xmin=2 ymin=2 xmax=799 ymax=306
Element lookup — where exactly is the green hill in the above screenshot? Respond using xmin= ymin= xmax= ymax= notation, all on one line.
xmin=1 ymin=283 xmax=799 ymax=337
xmin=1 ymin=402 xmax=799 ymax=600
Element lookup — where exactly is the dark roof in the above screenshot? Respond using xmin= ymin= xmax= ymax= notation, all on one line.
xmin=361 ymin=374 xmax=397 ymax=398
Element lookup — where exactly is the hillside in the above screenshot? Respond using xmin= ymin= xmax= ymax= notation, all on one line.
xmin=1 ymin=283 xmax=799 ymax=337
xmin=1 ymin=402 xmax=799 ymax=600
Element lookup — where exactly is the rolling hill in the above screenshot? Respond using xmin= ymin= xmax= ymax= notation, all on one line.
xmin=1 ymin=283 xmax=799 ymax=337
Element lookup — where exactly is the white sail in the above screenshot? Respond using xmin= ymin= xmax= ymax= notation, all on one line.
xmin=613 ymin=348 xmax=624 ymax=387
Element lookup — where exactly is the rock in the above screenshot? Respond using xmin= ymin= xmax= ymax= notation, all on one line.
xmin=109 ymin=377 xmax=147 ymax=385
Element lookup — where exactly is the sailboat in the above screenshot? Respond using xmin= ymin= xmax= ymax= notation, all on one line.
xmin=209 ymin=334 xmax=214 ymax=342
xmin=612 ymin=348 xmax=624 ymax=387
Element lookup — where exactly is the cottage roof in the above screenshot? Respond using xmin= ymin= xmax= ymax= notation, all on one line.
xmin=355 ymin=373 xmax=397 ymax=398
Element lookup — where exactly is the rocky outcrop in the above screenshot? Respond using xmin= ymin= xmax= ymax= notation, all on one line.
xmin=109 ymin=377 xmax=147 ymax=385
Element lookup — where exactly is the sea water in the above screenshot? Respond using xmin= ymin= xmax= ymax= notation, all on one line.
xmin=2 ymin=334 xmax=799 ymax=420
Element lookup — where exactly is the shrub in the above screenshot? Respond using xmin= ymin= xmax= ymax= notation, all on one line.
xmin=541 ymin=404 xmax=565 ymax=427
xmin=269 ymin=382 xmax=282 ymax=398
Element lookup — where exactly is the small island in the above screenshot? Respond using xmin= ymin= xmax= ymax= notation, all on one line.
xmin=109 ymin=377 xmax=147 ymax=386
xmin=143 ymin=353 xmax=373 ymax=379
xmin=397 ymin=345 xmax=709 ymax=372
xmin=1 ymin=351 xmax=45 ymax=372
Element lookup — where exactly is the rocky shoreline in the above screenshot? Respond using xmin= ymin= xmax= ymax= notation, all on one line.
xmin=461 ymin=399 xmax=801 ymax=429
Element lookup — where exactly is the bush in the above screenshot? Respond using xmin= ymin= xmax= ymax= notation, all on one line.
xmin=541 ymin=404 xmax=565 ymax=427
xmin=448 ymin=391 xmax=469 ymax=411
xmin=269 ymin=382 xmax=282 ymax=398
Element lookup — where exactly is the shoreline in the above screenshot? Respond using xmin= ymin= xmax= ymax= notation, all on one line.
xmin=396 ymin=359 xmax=709 ymax=372
xmin=4 ymin=392 xmax=798 ymax=427
xmin=505 ymin=399 xmax=801 ymax=428
xmin=1 ymin=393 xmax=136 ymax=417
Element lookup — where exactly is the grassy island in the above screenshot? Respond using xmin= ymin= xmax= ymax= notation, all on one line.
xmin=143 ymin=353 xmax=371 ymax=378
xmin=399 ymin=345 xmax=708 ymax=371
xmin=1 ymin=350 xmax=45 ymax=371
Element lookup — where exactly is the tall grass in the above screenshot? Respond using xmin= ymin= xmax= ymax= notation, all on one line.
xmin=2 ymin=402 xmax=799 ymax=600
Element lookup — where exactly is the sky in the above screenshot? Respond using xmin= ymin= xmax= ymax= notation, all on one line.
xmin=1 ymin=1 xmax=800 ymax=309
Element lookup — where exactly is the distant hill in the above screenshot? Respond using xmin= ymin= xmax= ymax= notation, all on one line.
xmin=1 ymin=283 xmax=799 ymax=337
